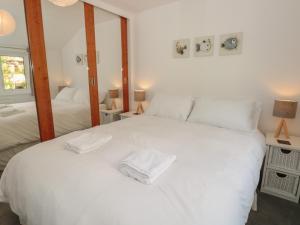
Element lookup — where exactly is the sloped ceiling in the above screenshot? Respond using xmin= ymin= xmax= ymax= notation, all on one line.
xmin=95 ymin=0 xmax=179 ymax=12
xmin=0 ymin=0 xmax=118 ymax=50
xmin=42 ymin=0 xmax=118 ymax=50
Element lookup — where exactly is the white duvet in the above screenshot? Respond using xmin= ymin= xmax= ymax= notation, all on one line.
xmin=0 ymin=100 xmax=93 ymax=151
xmin=0 ymin=116 xmax=266 ymax=225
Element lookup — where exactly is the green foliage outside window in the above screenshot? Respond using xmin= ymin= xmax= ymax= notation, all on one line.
xmin=0 ymin=56 xmax=27 ymax=90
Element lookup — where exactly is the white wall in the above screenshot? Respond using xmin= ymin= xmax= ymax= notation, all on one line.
xmin=46 ymin=50 xmax=64 ymax=98
xmin=62 ymin=18 xmax=122 ymax=106
xmin=61 ymin=27 xmax=89 ymax=90
xmin=133 ymin=0 xmax=300 ymax=135
xmin=95 ymin=19 xmax=122 ymax=91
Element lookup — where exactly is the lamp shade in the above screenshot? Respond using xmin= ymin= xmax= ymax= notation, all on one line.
xmin=273 ymin=100 xmax=298 ymax=119
xmin=109 ymin=89 xmax=119 ymax=99
xmin=0 ymin=10 xmax=16 ymax=36
xmin=48 ymin=0 xmax=79 ymax=7
xmin=134 ymin=90 xmax=145 ymax=102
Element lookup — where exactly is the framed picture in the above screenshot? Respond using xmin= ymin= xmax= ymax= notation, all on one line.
xmin=194 ymin=36 xmax=214 ymax=57
xmin=219 ymin=32 xmax=243 ymax=56
xmin=173 ymin=39 xmax=190 ymax=58
xmin=75 ymin=54 xmax=84 ymax=65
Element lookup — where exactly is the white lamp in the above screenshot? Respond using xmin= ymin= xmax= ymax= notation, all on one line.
xmin=48 ymin=0 xmax=79 ymax=7
xmin=0 ymin=10 xmax=16 ymax=36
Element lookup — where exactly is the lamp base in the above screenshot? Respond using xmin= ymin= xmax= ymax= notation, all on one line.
xmin=135 ymin=102 xmax=144 ymax=115
xmin=274 ymin=118 xmax=290 ymax=139
xmin=111 ymin=99 xmax=117 ymax=110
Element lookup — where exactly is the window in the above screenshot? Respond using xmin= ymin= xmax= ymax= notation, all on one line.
xmin=0 ymin=49 xmax=31 ymax=95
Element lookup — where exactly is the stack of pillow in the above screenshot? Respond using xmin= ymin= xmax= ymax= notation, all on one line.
xmin=55 ymin=87 xmax=106 ymax=105
xmin=145 ymin=93 xmax=262 ymax=132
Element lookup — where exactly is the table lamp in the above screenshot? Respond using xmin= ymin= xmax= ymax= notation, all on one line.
xmin=109 ymin=89 xmax=119 ymax=110
xmin=134 ymin=90 xmax=145 ymax=115
xmin=273 ymin=100 xmax=298 ymax=139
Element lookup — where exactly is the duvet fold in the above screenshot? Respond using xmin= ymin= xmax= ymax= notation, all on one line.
xmin=119 ymin=149 xmax=176 ymax=184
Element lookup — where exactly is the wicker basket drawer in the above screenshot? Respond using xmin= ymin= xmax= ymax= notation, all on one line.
xmin=269 ymin=146 xmax=300 ymax=171
xmin=264 ymin=169 xmax=299 ymax=196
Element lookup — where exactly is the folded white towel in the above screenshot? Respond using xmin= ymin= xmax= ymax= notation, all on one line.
xmin=0 ymin=107 xmax=25 ymax=117
xmin=65 ymin=132 xmax=112 ymax=154
xmin=119 ymin=150 xmax=176 ymax=185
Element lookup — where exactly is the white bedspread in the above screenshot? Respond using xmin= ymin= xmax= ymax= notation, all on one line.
xmin=0 ymin=100 xmax=95 ymax=151
xmin=0 ymin=116 xmax=266 ymax=225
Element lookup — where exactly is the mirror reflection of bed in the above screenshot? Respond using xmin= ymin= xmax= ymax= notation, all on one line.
xmin=0 ymin=0 xmax=40 ymax=172
xmin=0 ymin=0 xmax=123 ymax=173
xmin=41 ymin=0 xmax=123 ymax=128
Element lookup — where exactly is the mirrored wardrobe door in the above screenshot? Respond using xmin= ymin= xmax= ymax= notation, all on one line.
xmin=41 ymin=0 xmax=93 ymax=136
xmin=0 ymin=0 xmax=41 ymax=172
xmin=93 ymin=7 xmax=123 ymax=124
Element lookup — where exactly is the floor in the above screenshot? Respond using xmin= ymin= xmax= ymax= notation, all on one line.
xmin=0 ymin=192 xmax=299 ymax=225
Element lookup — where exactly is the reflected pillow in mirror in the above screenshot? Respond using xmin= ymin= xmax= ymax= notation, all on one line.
xmin=55 ymin=87 xmax=77 ymax=102
xmin=73 ymin=89 xmax=89 ymax=105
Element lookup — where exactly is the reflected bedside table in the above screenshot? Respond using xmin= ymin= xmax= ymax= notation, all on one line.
xmin=261 ymin=133 xmax=300 ymax=203
xmin=100 ymin=109 xmax=123 ymax=124
xmin=120 ymin=111 xmax=143 ymax=120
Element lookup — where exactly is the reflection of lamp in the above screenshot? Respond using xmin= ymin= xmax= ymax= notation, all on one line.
xmin=0 ymin=10 xmax=16 ymax=36
xmin=273 ymin=100 xmax=298 ymax=139
xmin=48 ymin=0 xmax=78 ymax=7
xmin=109 ymin=89 xmax=119 ymax=110
xmin=134 ymin=90 xmax=145 ymax=115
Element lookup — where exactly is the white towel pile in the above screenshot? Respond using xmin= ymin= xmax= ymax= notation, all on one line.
xmin=119 ymin=150 xmax=176 ymax=184
xmin=65 ymin=132 xmax=112 ymax=154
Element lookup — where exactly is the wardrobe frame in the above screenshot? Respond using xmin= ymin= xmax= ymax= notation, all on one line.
xmin=23 ymin=0 xmax=130 ymax=141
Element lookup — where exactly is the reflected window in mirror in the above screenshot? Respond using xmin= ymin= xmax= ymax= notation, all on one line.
xmin=0 ymin=0 xmax=39 ymax=173
xmin=0 ymin=49 xmax=31 ymax=95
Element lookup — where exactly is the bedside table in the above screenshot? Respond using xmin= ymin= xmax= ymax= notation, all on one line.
xmin=261 ymin=133 xmax=300 ymax=203
xmin=100 ymin=109 xmax=123 ymax=124
xmin=120 ymin=111 xmax=143 ymax=120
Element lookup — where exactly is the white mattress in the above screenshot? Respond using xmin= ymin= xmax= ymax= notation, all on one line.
xmin=0 ymin=116 xmax=266 ymax=225
xmin=0 ymin=101 xmax=107 ymax=151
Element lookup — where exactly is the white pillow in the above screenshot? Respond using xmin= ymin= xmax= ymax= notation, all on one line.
xmin=99 ymin=91 xmax=106 ymax=104
xmin=145 ymin=93 xmax=193 ymax=121
xmin=187 ymin=98 xmax=259 ymax=132
xmin=55 ymin=87 xmax=76 ymax=102
xmin=73 ymin=89 xmax=89 ymax=105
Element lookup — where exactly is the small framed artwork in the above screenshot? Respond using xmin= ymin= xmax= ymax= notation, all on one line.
xmin=194 ymin=36 xmax=214 ymax=57
xmin=173 ymin=39 xmax=190 ymax=58
xmin=75 ymin=54 xmax=84 ymax=65
xmin=219 ymin=32 xmax=243 ymax=56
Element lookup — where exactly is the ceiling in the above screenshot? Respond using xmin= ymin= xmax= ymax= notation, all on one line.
xmin=0 ymin=0 xmax=118 ymax=50
xmin=42 ymin=0 xmax=118 ymax=49
xmin=96 ymin=0 xmax=179 ymax=12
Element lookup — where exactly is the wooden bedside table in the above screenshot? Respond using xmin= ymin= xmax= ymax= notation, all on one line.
xmin=100 ymin=109 xmax=123 ymax=124
xmin=261 ymin=133 xmax=300 ymax=203
xmin=120 ymin=111 xmax=143 ymax=120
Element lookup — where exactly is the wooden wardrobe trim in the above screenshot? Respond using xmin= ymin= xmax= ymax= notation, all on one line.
xmin=121 ymin=17 xmax=129 ymax=112
xmin=23 ymin=0 xmax=55 ymax=141
xmin=84 ymin=3 xmax=100 ymax=126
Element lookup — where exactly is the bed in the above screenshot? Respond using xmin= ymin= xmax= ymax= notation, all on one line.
xmin=0 ymin=114 xmax=266 ymax=225
xmin=0 ymin=100 xmax=107 ymax=170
